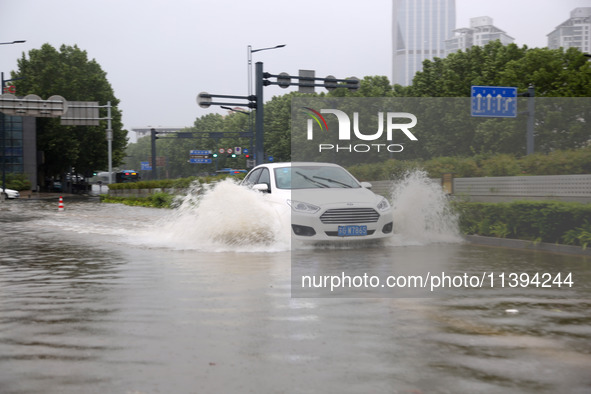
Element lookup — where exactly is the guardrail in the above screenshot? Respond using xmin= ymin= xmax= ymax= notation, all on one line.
xmin=453 ymin=174 xmax=591 ymax=203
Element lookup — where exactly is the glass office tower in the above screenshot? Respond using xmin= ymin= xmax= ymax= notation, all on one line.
xmin=392 ymin=0 xmax=456 ymax=86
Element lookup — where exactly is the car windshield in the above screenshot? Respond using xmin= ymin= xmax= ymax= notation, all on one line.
xmin=274 ymin=166 xmax=360 ymax=190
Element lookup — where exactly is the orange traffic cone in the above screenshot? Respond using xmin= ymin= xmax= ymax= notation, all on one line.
xmin=58 ymin=196 xmax=64 ymax=212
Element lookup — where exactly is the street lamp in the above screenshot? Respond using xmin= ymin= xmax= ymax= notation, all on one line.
xmin=247 ymin=44 xmax=286 ymax=97
xmin=0 ymin=40 xmax=26 ymax=45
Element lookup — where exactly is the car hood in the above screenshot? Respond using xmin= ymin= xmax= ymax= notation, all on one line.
xmin=291 ymin=187 xmax=383 ymax=206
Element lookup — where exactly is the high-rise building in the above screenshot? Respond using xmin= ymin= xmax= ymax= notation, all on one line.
xmin=392 ymin=0 xmax=456 ymax=86
xmin=547 ymin=7 xmax=591 ymax=53
xmin=445 ymin=16 xmax=514 ymax=55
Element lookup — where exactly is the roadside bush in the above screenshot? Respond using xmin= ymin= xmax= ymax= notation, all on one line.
xmin=100 ymin=193 xmax=174 ymax=208
xmin=5 ymin=174 xmax=32 ymax=191
xmin=348 ymin=159 xmax=422 ymax=181
xmin=149 ymin=192 xmax=173 ymax=208
xmin=519 ymin=147 xmax=591 ymax=175
xmin=562 ymin=221 xmax=591 ymax=249
xmin=346 ymin=148 xmax=591 ymax=180
xmin=106 ymin=173 xmax=245 ymax=190
xmin=423 ymin=156 xmax=482 ymax=178
xmin=454 ymin=200 xmax=591 ymax=244
xmin=477 ymin=154 xmax=522 ymax=176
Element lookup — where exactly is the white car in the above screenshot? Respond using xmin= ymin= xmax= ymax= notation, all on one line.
xmin=242 ymin=162 xmax=393 ymax=242
xmin=1 ymin=187 xmax=20 ymax=199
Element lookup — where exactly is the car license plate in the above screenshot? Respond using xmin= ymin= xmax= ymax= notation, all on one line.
xmin=338 ymin=225 xmax=367 ymax=237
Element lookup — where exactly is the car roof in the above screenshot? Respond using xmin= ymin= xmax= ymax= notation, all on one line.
xmin=252 ymin=162 xmax=342 ymax=169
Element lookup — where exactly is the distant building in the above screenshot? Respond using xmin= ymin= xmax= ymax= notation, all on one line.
xmin=0 ymin=113 xmax=37 ymax=189
xmin=547 ymin=7 xmax=591 ymax=53
xmin=392 ymin=0 xmax=456 ymax=86
xmin=445 ymin=16 xmax=514 ymax=55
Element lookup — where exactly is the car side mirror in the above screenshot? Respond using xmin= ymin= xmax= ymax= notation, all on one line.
xmin=253 ymin=183 xmax=270 ymax=192
xmin=361 ymin=182 xmax=372 ymax=189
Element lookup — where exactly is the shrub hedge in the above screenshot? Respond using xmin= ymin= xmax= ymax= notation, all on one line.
xmin=100 ymin=192 xmax=174 ymax=208
xmin=107 ymin=173 xmax=245 ymax=190
xmin=5 ymin=174 xmax=32 ymax=191
xmin=454 ymin=201 xmax=591 ymax=247
xmin=347 ymin=147 xmax=591 ymax=180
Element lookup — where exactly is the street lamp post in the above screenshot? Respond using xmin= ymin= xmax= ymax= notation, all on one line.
xmin=247 ymin=44 xmax=285 ymax=165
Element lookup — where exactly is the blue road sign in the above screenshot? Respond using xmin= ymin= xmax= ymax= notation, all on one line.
xmin=140 ymin=161 xmax=152 ymax=171
xmin=471 ymin=86 xmax=517 ymax=118
xmin=189 ymin=158 xmax=212 ymax=164
xmin=190 ymin=149 xmax=212 ymax=155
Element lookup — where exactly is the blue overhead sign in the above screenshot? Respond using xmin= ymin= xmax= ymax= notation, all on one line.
xmin=189 ymin=158 xmax=212 ymax=164
xmin=471 ymin=86 xmax=517 ymax=118
xmin=140 ymin=161 xmax=152 ymax=171
xmin=189 ymin=149 xmax=212 ymax=155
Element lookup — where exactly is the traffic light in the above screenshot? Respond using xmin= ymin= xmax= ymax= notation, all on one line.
xmin=150 ymin=128 xmax=160 ymax=140
xmin=244 ymin=154 xmax=250 ymax=158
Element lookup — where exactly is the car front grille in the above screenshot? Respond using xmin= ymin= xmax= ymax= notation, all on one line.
xmin=319 ymin=208 xmax=379 ymax=224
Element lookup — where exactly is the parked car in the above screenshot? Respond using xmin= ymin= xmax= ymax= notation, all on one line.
xmin=242 ymin=162 xmax=394 ymax=241
xmin=216 ymin=168 xmax=248 ymax=176
xmin=1 ymin=188 xmax=20 ymax=199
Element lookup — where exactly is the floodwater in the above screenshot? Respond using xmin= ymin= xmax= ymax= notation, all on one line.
xmin=1 ymin=179 xmax=590 ymax=393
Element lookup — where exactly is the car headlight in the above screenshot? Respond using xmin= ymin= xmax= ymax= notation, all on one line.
xmin=377 ymin=197 xmax=390 ymax=211
xmin=287 ymin=199 xmax=320 ymax=214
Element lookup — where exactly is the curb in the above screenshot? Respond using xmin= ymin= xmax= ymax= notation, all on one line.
xmin=464 ymin=235 xmax=591 ymax=257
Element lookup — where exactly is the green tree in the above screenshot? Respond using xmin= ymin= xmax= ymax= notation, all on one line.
xmin=406 ymin=42 xmax=591 ymax=156
xmin=11 ymin=43 xmax=127 ymax=185
xmin=410 ymin=42 xmax=591 ymax=97
xmin=264 ymin=92 xmax=297 ymax=162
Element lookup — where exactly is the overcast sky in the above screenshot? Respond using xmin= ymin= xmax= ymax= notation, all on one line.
xmin=1 ymin=0 xmax=589 ymax=138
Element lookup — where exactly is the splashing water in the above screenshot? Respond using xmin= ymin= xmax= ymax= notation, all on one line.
xmin=141 ymin=179 xmax=291 ymax=252
xmin=388 ymin=170 xmax=462 ymax=245
xmin=139 ymin=170 xmax=460 ymax=251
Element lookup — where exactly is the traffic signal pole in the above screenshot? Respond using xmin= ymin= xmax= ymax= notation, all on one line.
xmin=197 ymin=61 xmax=359 ymax=166
xmin=150 ymin=128 xmax=157 ymax=180
xmin=255 ymin=62 xmax=264 ymax=166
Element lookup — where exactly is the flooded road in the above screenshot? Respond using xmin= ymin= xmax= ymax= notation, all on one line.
xmin=1 ymin=196 xmax=590 ymax=393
